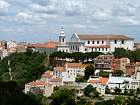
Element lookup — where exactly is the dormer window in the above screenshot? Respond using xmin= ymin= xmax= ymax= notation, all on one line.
xmin=87 ymin=41 xmax=90 ymax=44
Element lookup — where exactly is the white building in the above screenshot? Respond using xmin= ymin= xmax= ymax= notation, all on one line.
xmin=69 ymin=33 xmax=134 ymax=53
xmin=53 ymin=63 xmax=87 ymax=82
xmin=56 ymin=28 xmax=70 ymax=52
xmin=7 ymin=40 xmax=17 ymax=49
xmin=0 ymin=49 xmax=8 ymax=59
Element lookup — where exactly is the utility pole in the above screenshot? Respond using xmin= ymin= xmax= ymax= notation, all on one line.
xmin=8 ymin=60 xmax=12 ymax=80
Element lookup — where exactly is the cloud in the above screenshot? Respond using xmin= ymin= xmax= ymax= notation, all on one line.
xmin=0 ymin=0 xmax=10 ymax=16
xmin=15 ymin=12 xmax=45 ymax=24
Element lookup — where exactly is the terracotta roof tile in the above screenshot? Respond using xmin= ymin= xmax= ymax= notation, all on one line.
xmin=88 ymin=77 xmax=108 ymax=85
xmin=77 ymin=35 xmax=134 ymax=40
xmin=41 ymin=71 xmax=53 ymax=78
xmin=28 ymin=80 xmax=46 ymax=87
xmin=30 ymin=41 xmax=57 ymax=48
xmin=55 ymin=67 xmax=65 ymax=72
xmin=50 ymin=77 xmax=62 ymax=82
xmin=65 ymin=63 xmax=88 ymax=68
xmin=99 ymin=77 xmax=109 ymax=85
xmin=88 ymin=80 xmax=98 ymax=83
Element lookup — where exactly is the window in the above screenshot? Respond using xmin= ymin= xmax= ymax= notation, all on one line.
xmin=87 ymin=41 xmax=90 ymax=44
xmin=122 ymin=40 xmax=124 ymax=44
xmin=97 ymin=41 xmax=99 ymax=44
xmin=114 ymin=40 xmax=117 ymax=44
xmin=102 ymin=48 xmax=104 ymax=51
xmin=62 ymin=38 xmax=64 ymax=42
xmin=92 ymin=48 xmax=94 ymax=51
xmin=102 ymin=41 xmax=104 ymax=44
xmin=85 ymin=48 xmax=87 ymax=51
xmin=106 ymin=48 xmax=108 ymax=51
xmin=99 ymin=48 xmax=100 ymax=51
xmin=92 ymin=41 xmax=94 ymax=44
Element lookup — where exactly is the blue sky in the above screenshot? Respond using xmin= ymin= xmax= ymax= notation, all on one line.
xmin=0 ymin=0 xmax=140 ymax=43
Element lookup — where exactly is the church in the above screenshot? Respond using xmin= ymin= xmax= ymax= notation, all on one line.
xmin=57 ymin=28 xmax=134 ymax=53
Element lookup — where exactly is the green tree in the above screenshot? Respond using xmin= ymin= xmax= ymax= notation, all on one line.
xmin=114 ymin=48 xmax=129 ymax=58
xmin=84 ymin=84 xmax=96 ymax=97
xmin=50 ymin=88 xmax=76 ymax=105
xmin=0 ymin=81 xmax=40 ymax=105
xmin=112 ymin=70 xmax=124 ymax=76
xmin=99 ymin=71 xmax=109 ymax=78
xmin=84 ymin=65 xmax=95 ymax=80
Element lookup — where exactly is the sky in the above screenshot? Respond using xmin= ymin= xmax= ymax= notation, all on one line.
xmin=0 ymin=0 xmax=140 ymax=43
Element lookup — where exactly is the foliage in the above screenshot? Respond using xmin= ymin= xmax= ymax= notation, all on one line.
xmin=112 ymin=70 xmax=124 ymax=76
xmin=0 ymin=50 xmax=48 ymax=89
xmin=50 ymin=88 xmax=76 ymax=105
xmin=83 ymin=84 xmax=99 ymax=98
xmin=0 ymin=81 xmax=40 ymax=105
xmin=99 ymin=71 xmax=109 ymax=78
xmin=114 ymin=48 xmax=129 ymax=58
xmin=76 ymin=98 xmax=91 ymax=105
xmin=50 ymin=51 xmax=102 ymax=63
xmin=114 ymin=87 xmax=121 ymax=95
xmin=84 ymin=65 xmax=95 ymax=80
xmin=114 ymin=48 xmax=140 ymax=62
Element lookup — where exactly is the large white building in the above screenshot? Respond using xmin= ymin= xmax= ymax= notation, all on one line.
xmin=69 ymin=33 xmax=134 ymax=53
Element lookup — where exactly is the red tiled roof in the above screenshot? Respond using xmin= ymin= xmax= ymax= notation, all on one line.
xmin=50 ymin=77 xmax=62 ymax=82
xmin=88 ymin=77 xmax=109 ymax=85
xmin=65 ymin=63 xmax=88 ymax=68
xmin=41 ymin=71 xmax=53 ymax=78
xmin=88 ymin=80 xmax=98 ymax=83
xmin=28 ymin=80 xmax=46 ymax=87
xmin=99 ymin=77 xmax=109 ymax=85
xmin=77 ymin=35 xmax=134 ymax=40
xmin=30 ymin=41 xmax=57 ymax=48
xmin=55 ymin=67 xmax=65 ymax=72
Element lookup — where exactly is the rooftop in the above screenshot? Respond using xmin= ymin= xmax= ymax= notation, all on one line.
xmin=27 ymin=80 xmax=47 ymax=87
xmin=30 ymin=41 xmax=57 ymax=49
xmin=55 ymin=67 xmax=65 ymax=72
xmin=65 ymin=63 xmax=88 ymax=68
xmin=50 ymin=77 xmax=62 ymax=82
xmin=77 ymin=35 xmax=134 ymax=40
xmin=41 ymin=71 xmax=53 ymax=78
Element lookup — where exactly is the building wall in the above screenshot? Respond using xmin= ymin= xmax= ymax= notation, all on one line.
xmin=70 ymin=34 xmax=134 ymax=53
xmin=110 ymin=40 xmax=134 ymax=52
xmin=7 ymin=41 xmax=17 ymax=49
xmin=57 ymin=46 xmax=70 ymax=52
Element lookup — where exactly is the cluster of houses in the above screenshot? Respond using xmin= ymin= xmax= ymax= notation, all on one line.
xmin=24 ymin=54 xmax=140 ymax=96
xmin=5 ymin=28 xmax=135 ymax=97
xmin=0 ymin=40 xmax=28 ymax=59
xmin=24 ymin=28 xmax=140 ymax=97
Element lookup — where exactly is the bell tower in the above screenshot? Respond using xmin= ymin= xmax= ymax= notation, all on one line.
xmin=59 ymin=27 xmax=66 ymax=44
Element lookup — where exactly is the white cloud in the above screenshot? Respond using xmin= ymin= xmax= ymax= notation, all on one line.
xmin=16 ymin=12 xmax=45 ymax=24
xmin=117 ymin=16 xmax=140 ymax=26
xmin=73 ymin=24 xmax=87 ymax=28
xmin=0 ymin=0 xmax=10 ymax=15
